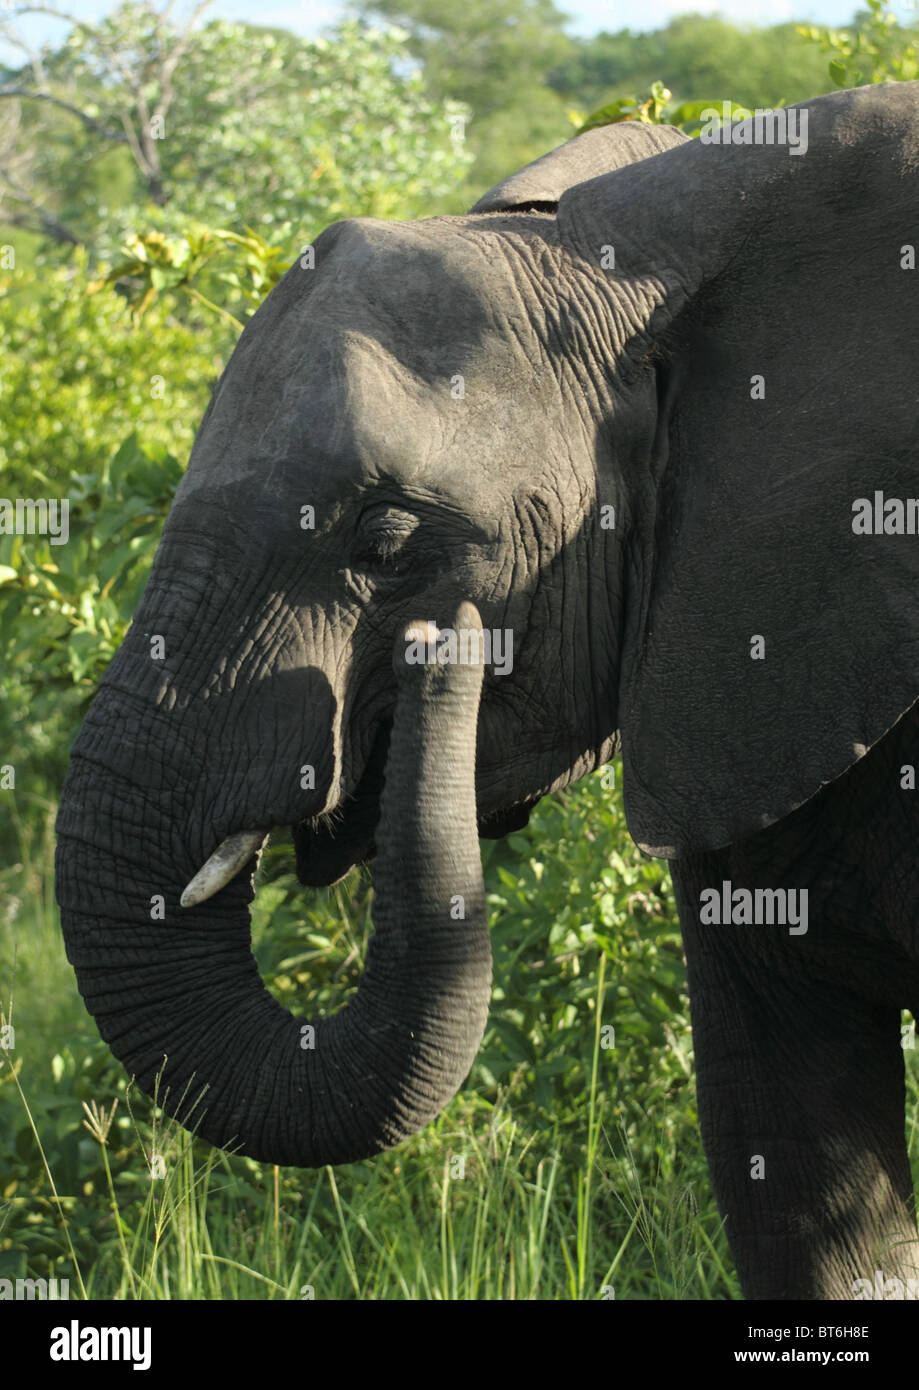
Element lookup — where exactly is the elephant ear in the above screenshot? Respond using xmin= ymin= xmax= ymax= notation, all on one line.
xmin=557 ymin=84 xmax=919 ymax=857
xmin=470 ymin=122 xmax=688 ymax=213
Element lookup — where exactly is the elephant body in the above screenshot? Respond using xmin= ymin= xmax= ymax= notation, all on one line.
xmin=56 ymin=83 xmax=919 ymax=1299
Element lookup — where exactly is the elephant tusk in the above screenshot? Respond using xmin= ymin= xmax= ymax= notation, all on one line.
xmin=180 ymin=829 xmax=267 ymax=908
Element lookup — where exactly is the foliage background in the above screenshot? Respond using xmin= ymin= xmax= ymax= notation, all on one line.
xmin=2 ymin=0 xmax=918 ymax=1301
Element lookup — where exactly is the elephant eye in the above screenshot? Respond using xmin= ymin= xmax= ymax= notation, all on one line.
xmin=352 ymin=506 xmax=420 ymax=573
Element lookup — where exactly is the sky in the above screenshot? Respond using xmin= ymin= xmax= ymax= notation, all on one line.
xmin=0 ymin=0 xmax=899 ymax=58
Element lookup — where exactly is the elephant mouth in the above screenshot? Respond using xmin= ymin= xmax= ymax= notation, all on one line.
xmin=292 ymin=720 xmax=538 ymax=889
xmin=292 ymin=719 xmax=392 ymax=888
xmin=181 ymin=722 xmax=540 ymax=904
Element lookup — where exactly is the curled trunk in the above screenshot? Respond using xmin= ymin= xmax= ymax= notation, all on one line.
xmin=55 ymin=604 xmax=491 ymax=1166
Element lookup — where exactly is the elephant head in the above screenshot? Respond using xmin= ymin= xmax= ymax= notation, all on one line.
xmin=56 ymin=84 xmax=919 ymax=1166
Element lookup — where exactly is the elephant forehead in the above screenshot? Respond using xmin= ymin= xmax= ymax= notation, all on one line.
xmin=304 ymin=330 xmax=560 ymax=487
xmin=182 ymin=332 xmax=554 ymax=512
xmin=300 ymin=213 xmax=553 ymax=355
xmin=180 ymin=220 xmax=564 ymax=505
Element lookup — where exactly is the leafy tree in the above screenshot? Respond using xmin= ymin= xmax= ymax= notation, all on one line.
xmin=0 ymin=247 xmax=223 ymax=819
xmin=798 ymin=0 xmax=919 ymax=88
xmin=0 ymin=5 xmax=472 ymax=250
xmin=355 ymin=0 xmax=576 ymax=192
xmin=86 ymin=224 xmax=296 ymax=329
xmin=569 ymin=5 xmax=919 ymax=146
xmin=549 ymin=14 xmax=834 ymax=116
xmin=0 ymin=0 xmax=214 ymax=243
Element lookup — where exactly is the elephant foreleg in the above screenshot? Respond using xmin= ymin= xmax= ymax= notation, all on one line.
xmin=674 ymin=867 xmax=919 ymax=1300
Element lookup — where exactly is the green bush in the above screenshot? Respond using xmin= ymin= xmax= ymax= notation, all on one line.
xmin=0 ymin=249 xmax=225 ymax=494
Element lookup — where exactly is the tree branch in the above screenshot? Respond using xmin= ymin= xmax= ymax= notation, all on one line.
xmin=8 ymin=6 xmax=142 ymax=93
xmin=0 ymin=87 xmax=127 ymax=141
xmin=0 ymin=24 xmax=47 ymax=86
xmin=1 ymin=1 xmax=218 ymax=220
xmin=0 ymin=164 xmax=81 ymax=243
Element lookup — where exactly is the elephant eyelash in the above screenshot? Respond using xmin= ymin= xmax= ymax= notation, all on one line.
xmin=352 ymin=508 xmax=421 ymax=572
xmin=350 ymin=534 xmax=414 ymax=579
xmin=365 ymin=532 xmax=408 ymax=560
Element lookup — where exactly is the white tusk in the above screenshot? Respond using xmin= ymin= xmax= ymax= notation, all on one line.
xmin=180 ymin=829 xmax=267 ymax=908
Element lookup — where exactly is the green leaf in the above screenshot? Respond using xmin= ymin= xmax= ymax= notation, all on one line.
xmin=668 ymin=98 xmax=748 ymax=129
xmin=576 ymin=98 xmax=641 ymax=133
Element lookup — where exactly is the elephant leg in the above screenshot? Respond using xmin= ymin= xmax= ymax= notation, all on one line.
xmin=673 ymin=863 xmax=919 ymax=1301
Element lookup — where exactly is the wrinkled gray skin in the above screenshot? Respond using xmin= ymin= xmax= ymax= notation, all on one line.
xmin=57 ymin=85 xmax=919 ymax=1299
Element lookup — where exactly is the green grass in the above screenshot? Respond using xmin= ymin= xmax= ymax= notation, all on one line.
xmin=2 ymin=1039 xmax=735 ymax=1300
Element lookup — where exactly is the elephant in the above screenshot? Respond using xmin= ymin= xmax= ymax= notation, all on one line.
xmin=55 ymin=81 xmax=919 ymax=1301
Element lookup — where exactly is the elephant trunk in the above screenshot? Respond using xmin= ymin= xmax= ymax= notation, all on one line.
xmin=55 ymin=603 xmax=491 ymax=1167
